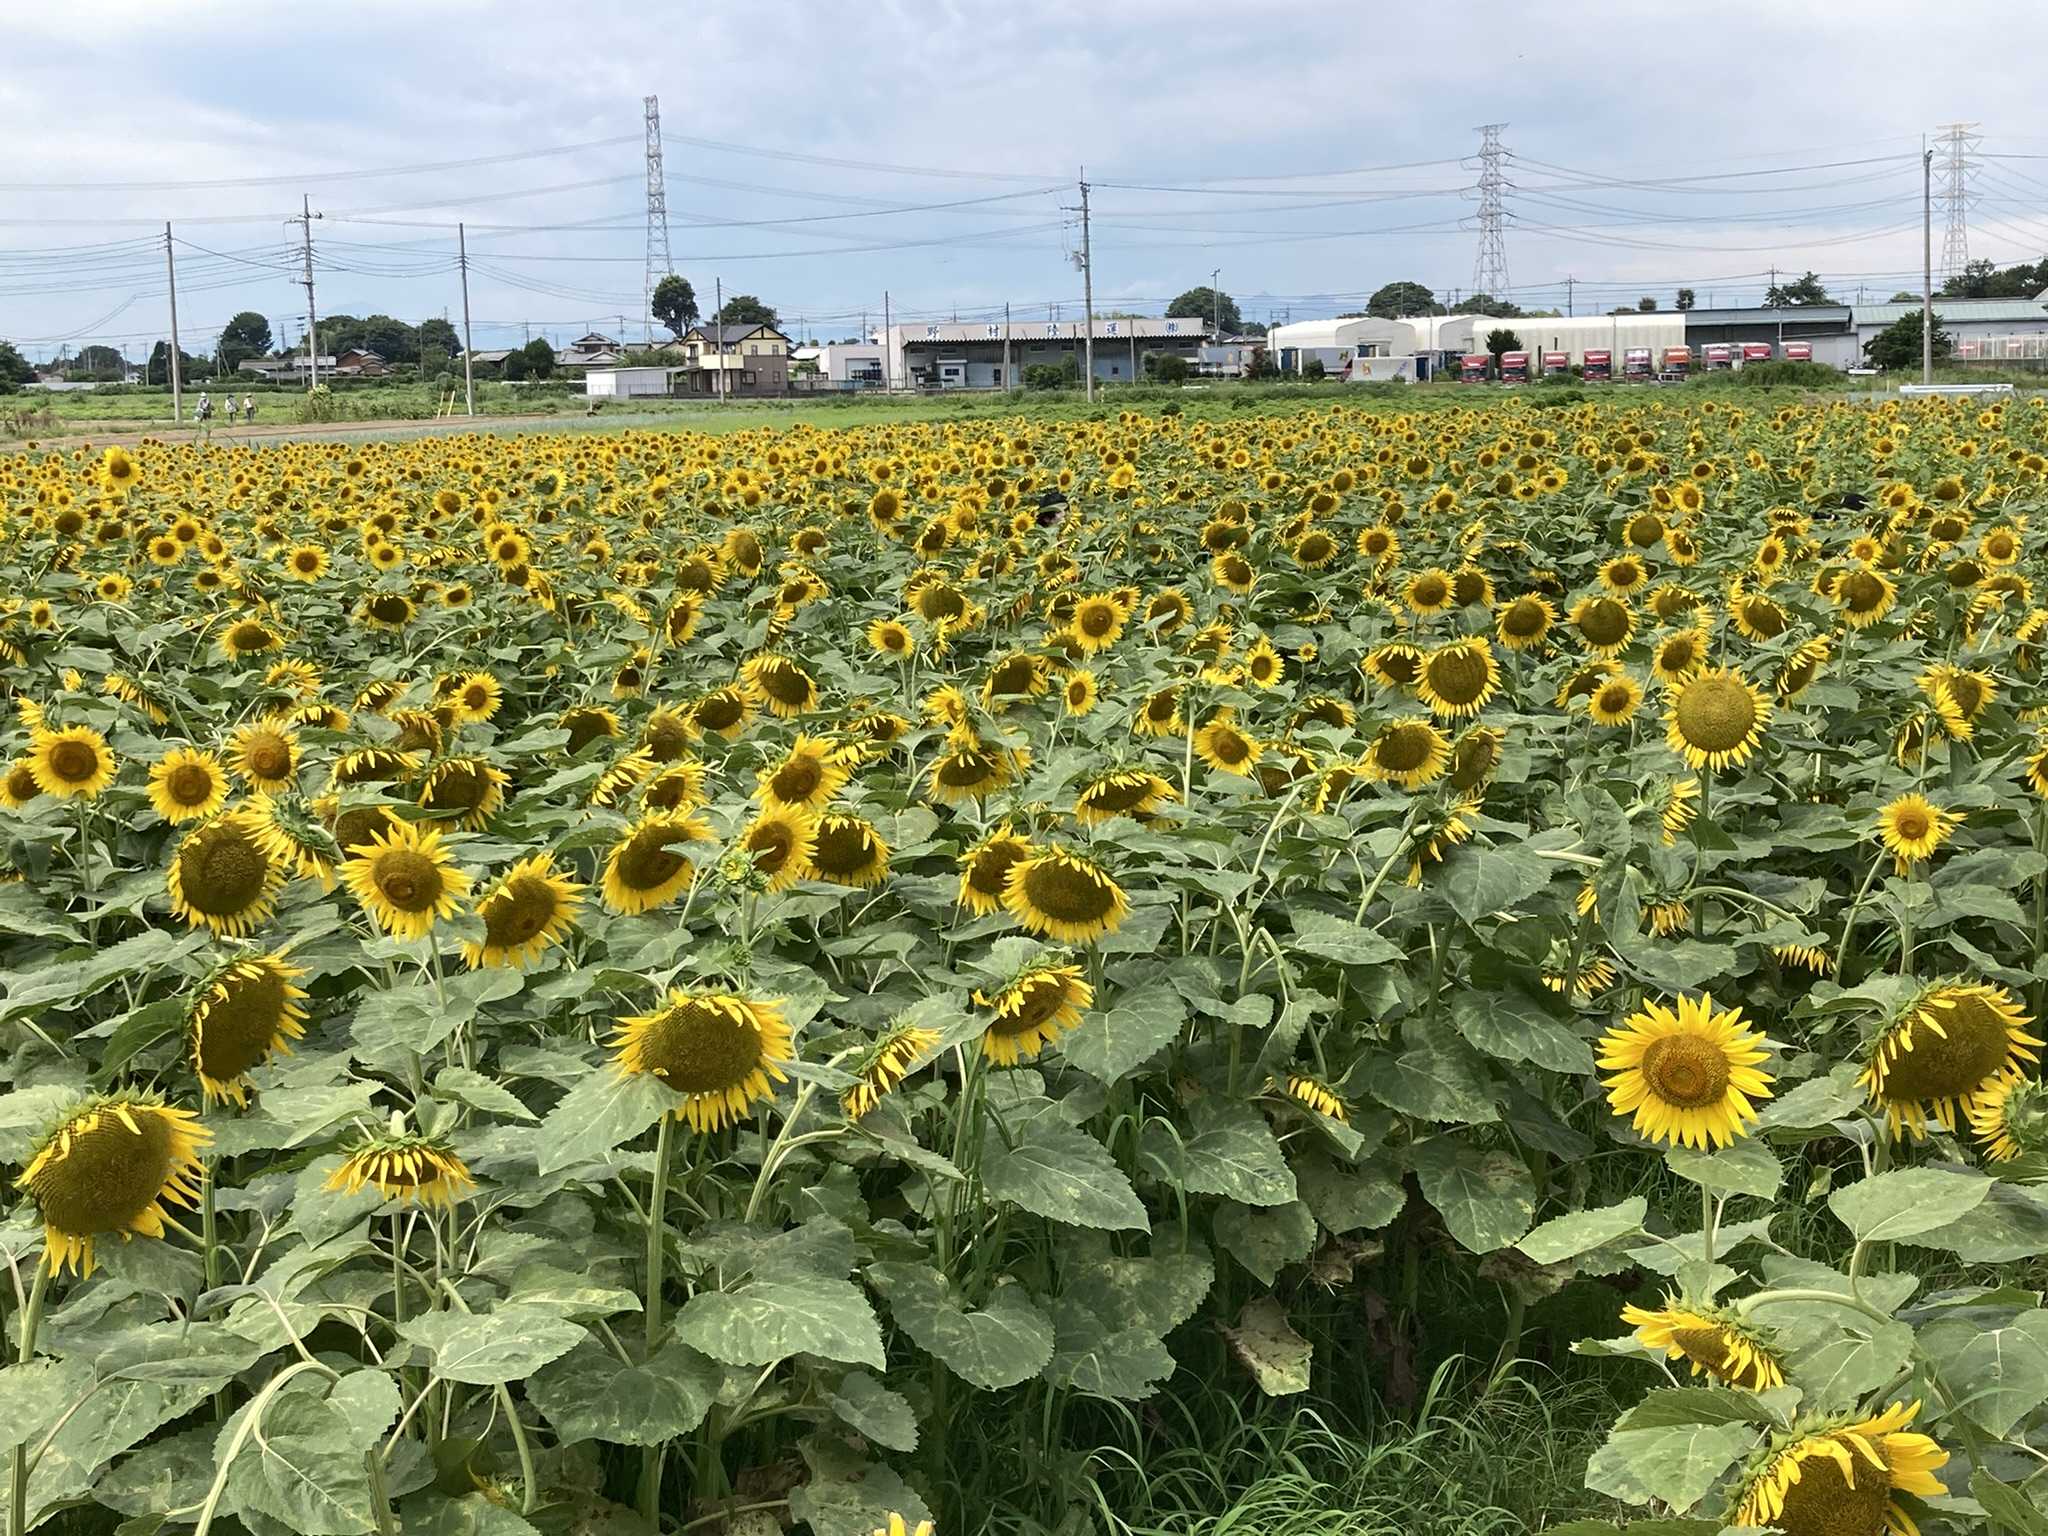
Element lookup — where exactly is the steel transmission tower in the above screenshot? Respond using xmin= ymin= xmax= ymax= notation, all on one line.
xmin=1471 ymin=123 xmax=1511 ymax=301
xmin=1935 ymin=121 xmax=1979 ymax=283
xmin=643 ymin=95 xmax=674 ymax=344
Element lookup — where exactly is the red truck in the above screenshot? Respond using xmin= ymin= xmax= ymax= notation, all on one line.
xmin=1541 ymin=351 xmax=1569 ymax=377
xmin=1661 ymin=346 xmax=1693 ymax=380
xmin=1499 ymin=351 xmax=1530 ymax=383
xmin=1623 ymin=347 xmax=1653 ymax=381
xmin=1701 ymin=343 xmax=1734 ymax=371
xmin=1740 ymin=343 xmax=1774 ymax=365
xmin=1583 ymin=348 xmax=1612 ymax=381
xmin=1459 ymin=353 xmax=1490 ymax=383
xmin=1783 ymin=342 xmax=1813 ymax=362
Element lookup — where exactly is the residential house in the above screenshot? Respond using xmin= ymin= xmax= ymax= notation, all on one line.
xmin=238 ymin=354 xmax=338 ymax=384
xmin=554 ymin=333 xmax=626 ymax=373
xmin=674 ymin=321 xmax=792 ymax=397
xmin=332 ymin=348 xmax=391 ymax=377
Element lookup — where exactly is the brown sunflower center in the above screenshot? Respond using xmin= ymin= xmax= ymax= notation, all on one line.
xmin=1207 ymin=726 xmax=1253 ymax=766
xmin=1577 ymin=598 xmax=1630 ymax=646
xmin=1946 ymin=674 xmax=1987 ymax=716
xmin=812 ymin=819 xmax=879 ymax=876
xmin=1839 ymin=571 xmax=1889 ymax=613
xmin=371 ymin=849 xmax=445 ymax=913
xmin=1425 ymin=647 xmax=1490 ymax=705
xmin=1503 ymin=598 xmax=1548 ymax=637
xmin=1740 ymin=598 xmax=1787 ymax=638
xmin=644 ymin=720 xmax=688 ymax=762
xmin=483 ymin=877 xmax=562 ymax=946
xmin=1594 ymin=683 xmax=1634 ymax=715
xmin=769 ymin=757 xmax=825 ymax=804
xmin=179 ymin=829 xmax=269 ymax=916
xmin=1668 ymin=1323 xmax=1738 ymax=1379
xmin=639 ymin=999 xmax=763 ymax=1094
xmin=367 ymin=595 xmax=412 ymax=625
xmin=332 ymin=806 xmax=396 ymax=853
xmin=1768 ymin=1444 xmax=1893 ymax=1536
xmin=196 ymin=967 xmax=292 ymax=1083
xmin=967 ymin=840 xmax=1028 ymax=900
xmin=1891 ymin=807 xmax=1932 ymax=842
xmin=424 ymin=764 xmax=492 ymax=814
xmin=1674 ymin=675 xmax=1758 ymax=753
xmin=1880 ymin=994 xmax=2014 ymax=1101
xmin=993 ymin=975 xmax=1069 ymax=1035
xmin=29 ymin=1110 xmax=176 ymax=1237
xmin=167 ymin=763 xmax=216 ymax=805
xmin=936 ymin=749 xmax=1000 ymax=789
xmin=1640 ymin=1033 xmax=1733 ymax=1109
xmin=48 ymin=740 xmax=102 ymax=784
xmin=755 ymin=662 xmax=812 ymax=706
xmin=1078 ymin=604 xmax=1116 ymax=637
xmin=619 ymin=828 xmax=692 ymax=889
xmin=228 ymin=622 xmax=272 ymax=651
xmin=245 ymin=736 xmax=292 ymax=780
xmin=6 ymin=765 xmax=39 ymax=800
xmin=1411 ymin=575 xmax=1449 ymax=607
xmin=1374 ymin=724 xmax=1434 ymax=774
xmin=1082 ymin=775 xmax=1158 ymax=815
xmin=1019 ymin=858 xmax=1115 ymax=924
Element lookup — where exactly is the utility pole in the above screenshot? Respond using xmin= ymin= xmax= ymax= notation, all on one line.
xmin=1922 ymin=144 xmax=1935 ymax=385
xmin=163 ymin=222 xmax=183 ymax=424
xmin=1003 ymin=301 xmax=1012 ymax=391
xmin=882 ymin=289 xmax=891 ymax=391
xmin=1935 ymin=121 xmax=1979 ymax=284
xmin=1077 ymin=171 xmax=1095 ymax=402
xmin=458 ymin=222 xmax=476 ymax=417
xmin=1564 ymin=274 xmax=1574 ymax=317
xmin=290 ymin=195 xmax=321 ymax=389
xmin=1211 ymin=267 xmax=1221 ymax=336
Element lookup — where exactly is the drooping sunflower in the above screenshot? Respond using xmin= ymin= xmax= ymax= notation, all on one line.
xmin=1919 ymin=664 xmax=1994 ymax=739
xmin=757 ymin=734 xmax=853 ymax=814
xmin=225 ymin=721 xmax=300 ymax=795
xmin=1776 ymin=635 xmax=1832 ymax=698
xmin=217 ymin=617 xmax=282 ymax=663
xmin=1875 ymin=793 xmax=1957 ymax=875
xmin=1494 ymin=594 xmax=1555 ymax=651
xmin=1661 ymin=777 xmax=1701 ymax=845
xmin=189 ymin=950 xmax=309 ymax=1104
xmin=1447 ymin=723 xmax=1504 ymax=795
xmin=1073 ymin=768 xmax=1178 ymax=826
xmin=463 ymin=854 xmax=584 ymax=969
xmin=1622 ymin=1299 xmax=1785 ymax=1390
xmin=809 ymin=813 xmax=892 ymax=888
xmin=1193 ymin=711 xmax=1263 ymax=775
xmin=417 ymin=755 xmax=509 ymax=831
xmin=926 ymin=740 xmax=1027 ymax=805
xmin=842 ymin=1018 xmax=944 ymax=1119
xmin=1731 ymin=1401 xmax=1947 ymax=1536
xmin=613 ymin=989 xmax=794 ymax=1132
xmin=1597 ymin=992 xmax=1775 ymax=1149
xmin=602 ymin=811 xmax=713 ymax=914
xmin=1362 ymin=717 xmax=1450 ymax=791
xmin=19 ymin=1094 xmax=210 ymax=1276
xmin=325 ymin=1127 xmax=475 ymax=1208
xmin=29 ymin=725 xmax=116 ymax=800
xmin=1415 ymin=638 xmax=1500 ymax=719
xmin=1664 ymin=667 xmax=1771 ymax=771
xmin=1860 ymin=979 xmax=2041 ymax=1138
xmin=0 ymin=758 xmax=43 ymax=811
xmin=743 ymin=653 xmax=820 ymax=718
xmin=1271 ymin=1072 xmax=1349 ymax=1122
xmin=1004 ymin=847 xmax=1129 ymax=944
xmin=147 ymin=747 xmax=230 ymax=824
xmin=340 ymin=819 xmax=470 ymax=941
xmin=975 ymin=960 xmax=1093 ymax=1066
xmin=1133 ymin=685 xmax=1184 ymax=738
xmin=1831 ymin=566 xmax=1898 ymax=628
xmin=958 ymin=825 xmax=1036 ymax=916
xmin=740 ymin=805 xmax=818 ymax=893
xmin=1966 ymin=1072 xmax=2047 ymax=1162
xmin=167 ymin=809 xmax=286 ymax=936
xmin=1364 ymin=641 xmax=1425 ymax=690
xmin=1568 ymin=595 xmax=1635 ymax=658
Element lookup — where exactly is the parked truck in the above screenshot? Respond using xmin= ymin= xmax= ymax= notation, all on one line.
xmin=1660 ymin=346 xmax=1693 ymax=381
xmin=1582 ymin=348 xmax=1612 ymax=381
xmin=1623 ymin=347 xmax=1654 ymax=381
xmin=1499 ymin=351 xmax=1530 ymax=383
xmin=1459 ymin=354 xmax=1490 ymax=383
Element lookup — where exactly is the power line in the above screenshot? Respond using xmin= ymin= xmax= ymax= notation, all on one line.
xmin=0 ymin=136 xmax=641 ymax=193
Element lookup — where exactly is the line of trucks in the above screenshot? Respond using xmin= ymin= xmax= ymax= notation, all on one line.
xmin=1458 ymin=341 xmax=1814 ymax=384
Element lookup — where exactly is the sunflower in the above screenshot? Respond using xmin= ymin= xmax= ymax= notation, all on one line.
xmin=325 ymin=1128 xmax=474 ymax=1208
xmin=982 ymin=651 xmax=1048 ymax=710
xmin=217 ymin=617 xmax=282 ymax=662
xmin=1362 ymin=718 xmax=1450 ymax=791
xmin=1775 ymin=636 xmax=1832 ymax=699
xmin=975 ymin=960 xmax=1093 ymax=1065
xmin=757 ymin=733 xmax=852 ymax=813
xmin=809 ymin=813 xmax=892 ymax=888
xmin=1664 ymin=667 xmax=1771 ymax=771
xmin=1004 ymin=847 xmax=1129 ymax=944
xmin=866 ymin=617 xmax=915 ymax=659
xmin=613 ymin=989 xmax=794 ymax=1132
xmin=1063 ymin=669 xmax=1100 ymax=716
xmin=168 ymin=810 xmax=285 ymax=936
xmin=1193 ymin=711 xmax=1263 ymax=775
xmin=1586 ymin=672 xmax=1644 ymax=727
xmin=1966 ymin=1072 xmax=2048 ymax=1161
xmin=188 ymin=950 xmax=309 ymax=1104
xmin=1919 ymin=665 xmax=1993 ymax=740
xmin=1133 ymin=685 xmax=1184 ymax=737
xmin=740 ymin=805 xmax=818 ymax=892
xmin=1416 ymin=638 xmax=1500 ymax=719
xmin=842 ymin=1018 xmax=944 ymax=1119
xmin=1568 ymin=596 xmax=1635 ymax=658
xmin=19 ymin=1095 xmax=209 ymax=1277
xmin=1621 ymin=1299 xmax=1785 ymax=1390
xmin=1875 ymin=793 xmax=1956 ymax=875
xmin=340 ymin=819 xmax=469 ymax=941
xmin=0 ymin=758 xmax=43 ymax=811
xmin=226 ymin=722 xmax=300 ymax=795
xmin=146 ymin=747 xmax=229 ymax=824
xmin=1069 ymin=594 xmax=1128 ymax=654
xmin=1447 ymin=724 xmax=1504 ymax=795
xmin=958 ymin=825 xmax=1036 ymax=916
xmin=926 ymin=741 xmax=1026 ymax=804
xmin=1073 ymin=768 xmax=1177 ymax=826
xmin=743 ymin=653 xmax=820 ymax=717
xmin=1649 ymin=627 xmax=1709 ymax=686
xmin=1860 ymin=980 xmax=2041 ymax=1138
xmin=1403 ymin=567 xmax=1456 ymax=615
xmin=1731 ymin=1401 xmax=1947 ymax=1536
xmin=602 ymin=811 xmax=713 ymax=914
xmin=417 ymin=755 xmax=509 ymax=830
xmin=284 ymin=544 xmax=328 ymax=581
xmin=463 ymin=854 xmax=584 ymax=969
xmin=1832 ymin=566 xmax=1898 ymax=628
xmin=1494 ymin=594 xmax=1555 ymax=651
xmin=1271 ymin=1072 xmax=1349 ymax=1121
xmin=451 ymin=671 xmax=503 ymax=724
xmin=1597 ymin=993 xmax=1774 ymax=1149
xmin=29 ymin=725 xmax=116 ymax=800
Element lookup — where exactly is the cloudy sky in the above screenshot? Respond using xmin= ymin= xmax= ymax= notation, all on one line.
xmin=7 ymin=0 xmax=2048 ymax=360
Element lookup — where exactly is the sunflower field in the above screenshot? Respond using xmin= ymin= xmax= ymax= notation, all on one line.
xmin=4 ymin=395 xmax=2048 ymax=1536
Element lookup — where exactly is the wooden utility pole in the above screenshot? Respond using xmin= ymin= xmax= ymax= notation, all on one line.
xmin=458 ymin=222 xmax=476 ymax=417
xmin=163 ymin=222 xmax=183 ymax=423
xmin=1078 ymin=172 xmax=1095 ymax=402
xmin=1922 ymin=144 xmax=1935 ymax=385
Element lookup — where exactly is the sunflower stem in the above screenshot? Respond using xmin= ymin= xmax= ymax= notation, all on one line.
xmin=1833 ymin=846 xmax=1890 ymax=983
xmin=1701 ymin=1184 xmax=1718 ymax=1269
xmin=2035 ymin=801 xmax=2048 ymax=1021
xmin=637 ymin=1113 xmax=677 ymax=1526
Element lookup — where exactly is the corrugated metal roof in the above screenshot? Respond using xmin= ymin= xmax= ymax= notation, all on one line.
xmin=1854 ymin=299 xmax=2048 ymax=327
xmin=1684 ymin=306 xmax=1852 ymax=326
xmin=895 ymin=317 xmax=1204 ymax=344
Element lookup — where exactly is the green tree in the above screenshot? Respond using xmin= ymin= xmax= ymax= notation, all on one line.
xmin=652 ymin=274 xmax=699 ymax=339
xmin=319 ymin=314 xmax=364 ymax=355
xmin=1676 ymin=288 xmax=1696 ymax=311
xmin=1865 ymin=309 xmax=1953 ymax=371
xmin=143 ymin=341 xmax=207 ymax=386
xmin=1485 ymin=327 xmax=1523 ymax=362
xmin=1367 ymin=281 xmax=1438 ymax=319
xmin=1465 ymin=293 xmax=1524 ymax=318
xmin=1165 ymin=286 xmax=1240 ymax=334
xmin=217 ymin=313 xmax=273 ymax=372
xmin=357 ymin=315 xmax=418 ymax=365
xmin=71 ymin=345 xmax=126 ymax=380
xmin=1637 ymin=296 xmax=1659 ymax=312
xmin=715 ymin=294 xmax=777 ymax=328
xmin=521 ymin=338 xmax=556 ymax=379
xmin=0 ymin=340 xmax=32 ymax=392
xmin=1888 ymin=291 xmax=1921 ymax=303
xmin=1763 ymin=271 xmax=1832 ymax=307
xmin=416 ymin=318 xmax=460 ymax=368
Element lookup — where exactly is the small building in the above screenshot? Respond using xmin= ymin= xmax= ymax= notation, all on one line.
xmin=673 ymin=320 xmax=793 ymax=396
xmin=584 ymin=366 xmax=680 ymax=399
xmin=460 ymin=349 xmax=514 ymax=371
xmin=554 ymin=333 xmax=626 ymax=372
xmin=238 ymin=354 xmax=337 ymax=383
xmin=1508 ymin=314 xmax=1687 ymax=370
xmin=810 ymin=342 xmax=886 ymax=387
xmin=881 ymin=317 xmax=1206 ymax=390
xmin=332 ymin=348 xmax=390 ymax=377
xmin=1195 ymin=340 xmax=1263 ymax=379
xmin=1847 ymin=297 xmax=2048 ymax=360
xmin=1681 ymin=306 xmax=1858 ymax=368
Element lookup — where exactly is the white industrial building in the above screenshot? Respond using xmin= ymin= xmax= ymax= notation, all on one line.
xmin=1849 ymin=297 xmax=2048 ymax=357
xmin=1514 ymin=313 xmax=1687 ymax=366
xmin=810 ymin=343 xmax=886 ymax=386
xmin=584 ymin=366 xmax=677 ymax=399
xmin=878 ymin=317 xmax=1206 ymax=389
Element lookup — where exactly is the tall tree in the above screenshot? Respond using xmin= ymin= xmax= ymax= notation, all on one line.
xmin=72 ymin=345 xmax=126 ymax=380
xmin=416 ymin=318 xmax=460 ymax=367
xmin=1484 ymin=327 xmax=1523 ymax=361
xmin=143 ymin=341 xmax=207 ymax=386
xmin=1637 ymin=296 xmax=1659 ymax=312
xmin=1676 ymin=288 xmax=1696 ymax=311
xmin=217 ymin=313 xmax=273 ymax=372
xmin=1865 ymin=310 xmax=1953 ymax=371
xmin=0 ymin=340 xmax=33 ymax=391
xmin=651 ymin=274 xmax=699 ymax=339
xmin=1763 ymin=271 xmax=1833 ymax=307
xmin=521 ymin=338 xmax=556 ymax=379
xmin=1367 ymin=281 xmax=1437 ymax=319
xmin=1464 ymin=293 xmax=1524 ymax=318
xmin=357 ymin=315 xmax=418 ymax=365
xmin=715 ymin=295 xmax=778 ymax=328
xmin=1165 ymin=285 xmax=1241 ymax=333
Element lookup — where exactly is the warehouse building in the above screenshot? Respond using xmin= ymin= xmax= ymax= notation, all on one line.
xmin=1847 ymin=297 xmax=2048 ymax=359
xmin=1679 ymin=305 xmax=1857 ymax=367
xmin=879 ymin=317 xmax=1207 ymax=390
